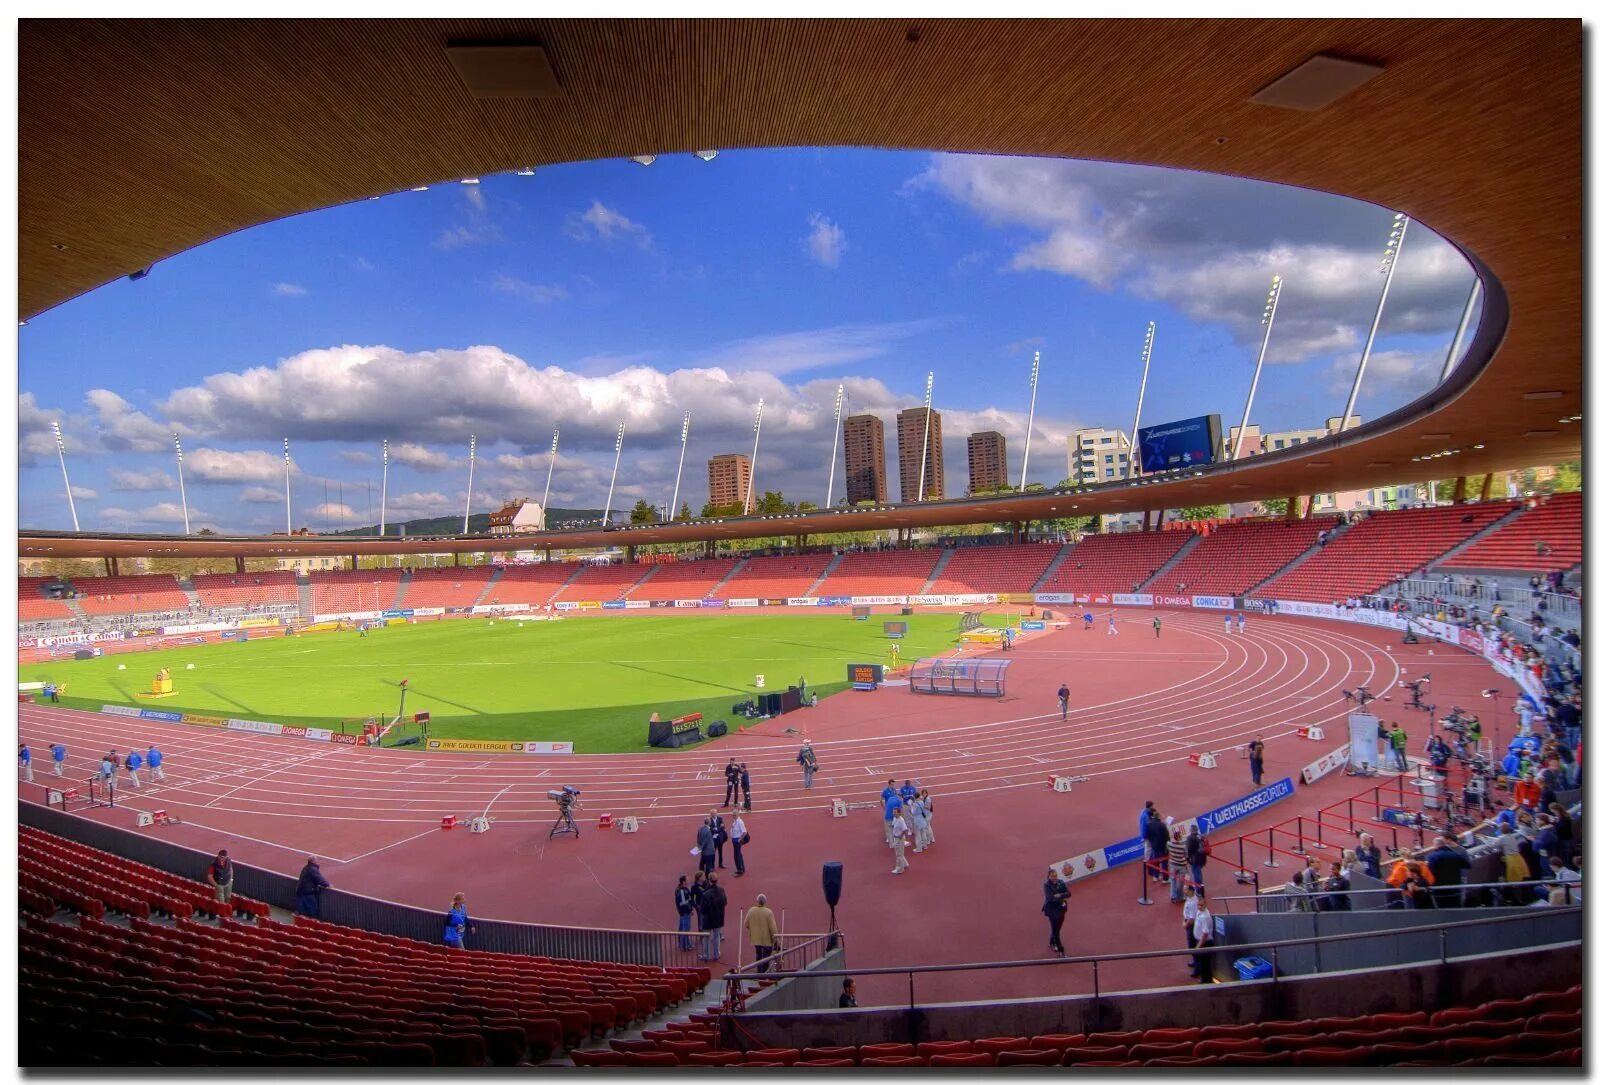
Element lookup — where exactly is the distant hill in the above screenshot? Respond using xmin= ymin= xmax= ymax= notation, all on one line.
xmin=328 ymin=508 xmax=613 ymax=538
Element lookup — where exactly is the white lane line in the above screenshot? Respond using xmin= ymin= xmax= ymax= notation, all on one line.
xmin=341 ymin=825 xmax=445 ymax=864
xmin=200 ymin=748 xmax=343 ymax=809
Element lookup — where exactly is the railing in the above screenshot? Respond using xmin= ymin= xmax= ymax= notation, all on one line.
xmin=726 ymin=932 xmax=836 ymax=981
xmin=719 ymin=908 xmax=1579 ymax=1011
xmin=1214 ymin=876 xmax=1582 ymax=914
xmin=1395 ymin=576 xmax=1580 ymax=616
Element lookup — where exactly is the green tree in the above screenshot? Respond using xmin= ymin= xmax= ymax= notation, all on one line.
xmin=629 ymin=499 xmax=657 ymax=525
xmin=796 ymin=501 xmax=818 ymax=513
xmin=700 ymin=501 xmax=743 ymax=518
xmin=39 ymin=558 xmax=100 ymax=580
xmin=754 ymin=490 xmax=792 ymax=515
xmin=1259 ymin=497 xmax=1290 ymax=515
xmin=1551 ymin=460 xmax=1581 ymax=493
xmin=677 ymin=502 xmax=693 ymax=521
xmin=1176 ymin=503 xmax=1228 ymax=521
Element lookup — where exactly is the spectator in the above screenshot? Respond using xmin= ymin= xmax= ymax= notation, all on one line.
xmin=838 ymin=978 xmax=858 ymax=1008
xmin=797 ymin=741 xmax=817 ymax=789
xmin=1426 ymin=835 xmax=1471 ymax=907
xmin=1185 ymin=828 xmax=1209 ymax=890
xmin=710 ymin=811 xmax=729 ymax=870
xmin=442 ymin=892 xmax=473 ymax=950
xmin=1166 ymin=823 xmax=1189 ymax=904
xmin=740 ymin=763 xmax=753 ymax=811
xmin=1550 ymin=856 xmax=1582 ymax=905
xmin=1144 ymin=813 xmax=1171 ymax=884
xmin=1354 ymin=833 xmax=1383 ymax=880
xmin=295 ymin=857 xmax=330 ymax=918
xmin=1042 ymin=868 xmax=1071 ymax=956
xmin=699 ymin=873 xmax=727 ymax=962
xmin=1388 ymin=854 xmax=1435 ymax=909
xmin=746 ymin=893 xmax=778 ymax=972
xmin=730 ymin=812 xmax=749 ymax=877
xmin=1323 ymin=862 xmax=1352 ymax=911
xmin=1247 ymin=736 xmax=1265 ymax=787
xmin=689 ymin=870 xmax=708 ymax=944
xmin=1138 ymin=801 xmax=1157 ymax=860
xmin=1534 ymin=815 xmax=1561 ymax=879
xmin=917 ymin=789 xmax=936 ymax=849
xmin=1191 ymin=894 xmax=1217 ymax=984
xmin=674 ymin=875 xmax=695 ymax=951
xmin=909 ymin=791 xmax=931 ymax=854
xmin=695 ymin=817 xmax=715 ymax=876
xmin=205 ymin=849 xmax=234 ymax=904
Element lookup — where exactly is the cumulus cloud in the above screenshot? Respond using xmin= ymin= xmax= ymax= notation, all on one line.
xmin=70 ymin=485 xmax=99 ymax=500
xmin=101 ymin=501 xmax=200 ymax=527
xmin=307 ymin=502 xmax=358 ymax=524
xmin=1324 ymin=348 xmax=1442 ymax=406
xmin=18 ymin=392 xmax=64 ymax=466
xmin=85 ymin=389 xmax=174 ymax=453
xmin=239 ymin=485 xmax=284 ymax=504
xmin=108 ymin=467 xmax=176 ymax=491
xmin=337 ymin=449 xmax=375 ymax=464
xmin=491 ymin=274 xmax=569 ymax=304
xmin=435 ymin=187 xmax=504 ymax=250
xmin=388 ymin=442 xmax=454 ymax=472
xmin=564 ymin=200 xmax=652 ymax=247
xmin=273 ymin=282 xmax=307 ymax=297
xmin=804 ymin=213 xmax=848 ymax=268
xmin=910 ymin=154 xmax=1479 ymax=363
xmin=183 ymin=448 xmax=285 ymax=484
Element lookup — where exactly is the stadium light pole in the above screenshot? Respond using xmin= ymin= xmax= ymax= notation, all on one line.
xmin=917 ymin=372 xmax=934 ymax=502
xmin=743 ymin=398 xmax=765 ymax=516
xmin=283 ymin=438 xmax=293 ymax=534
xmin=52 ymin=421 xmax=80 ymax=532
xmin=1018 ymin=352 xmax=1040 ymax=491
xmin=1438 ymin=278 xmax=1482 ymax=384
xmin=1233 ymin=276 xmax=1282 ymax=461
xmin=669 ymin=411 xmax=691 ymax=521
xmin=173 ymin=432 xmax=191 ymax=534
xmin=604 ymin=423 xmax=626 ymax=524
xmin=824 ymin=384 xmax=844 ymax=509
xmin=462 ymin=434 xmax=477 ymax=535
xmin=1128 ymin=322 xmax=1156 ymax=477
xmin=379 ymin=439 xmax=389 ymax=538
xmin=1340 ymin=211 xmax=1409 ymax=433
xmin=540 ymin=429 xmax=559 ymax=530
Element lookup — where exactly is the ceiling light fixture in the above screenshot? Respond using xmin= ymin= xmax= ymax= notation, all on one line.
xmin=1249 ymin=54 xmax=1385 ymax=111
xmin=460 ymin=177 xmax=481 ymax=185
xmin=1523 ymin=390 xmax=1564 ymax=400
xmin=692 ymin=150 xmax=719 ymax=162
xmin=630 ymin=155 xmax=657 ymax=167
xmin=513 ymin=168 xmax=536 ymax=177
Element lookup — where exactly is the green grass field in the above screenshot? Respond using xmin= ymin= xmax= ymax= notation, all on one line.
xmin=20 ymin=613 xmax=988 ymax=752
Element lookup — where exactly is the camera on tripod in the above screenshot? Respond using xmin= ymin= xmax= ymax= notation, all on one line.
xmin=547 ymin=785 xmax=581 ymax=808
xmin=1342 ymin=684 xmax=1375 ymax=706
xmin=1440 ymin=706 xmax=1477 ymax=737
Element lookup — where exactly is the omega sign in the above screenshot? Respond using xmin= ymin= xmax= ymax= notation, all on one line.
xmin=1153 ymin=594 xmax=1192 ymax=607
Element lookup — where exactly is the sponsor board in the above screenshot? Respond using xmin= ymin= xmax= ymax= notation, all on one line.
xmin=315 ymin=611 xmax=380 ymax=623
xmin=1242 ymin=598 xmax=1270 ymax=612
xmin=1003 ymin=593 xmax=1033 ymax=605
xmin=1102 ymin=836 xmax=1148 ymax=869
xmin=101 ymin=704 xmax=143 ymax=718
xmin=623 ymin=600 xmax=650 ymax=610
xmin=160 ymin=622 xmax=234 ymax=636
xmin=850 ymin=595 xmax=909 ymax=606
xmin=700 ymin=599 xmax=727 ymax=609
xmin=1050 ymin=846 xmax=1110 ymax=883
xmin=130 ymin=628 xmax=162 ymax=638
xmin=1301 ymin=743 xmax=1352 ymax=785
xmin=764 ymin=598 xmax=787 ymax=607
xmin=786 ymin=597 xmax=819 ymax=607
xmin=1192 ymin=595 xmax=1235 ymax=610
xmin=577 ymin=601 xmax=602 ymax=611
xmin=910 ymin=593 xmax=999 ymax=607
xmin=138 ymin=709 xmax=184 ymax=722
xmin=426 ymin=738 xmax=523 ymax=753
xmin=180 ymin=714 xmax=228 ymax=728
xmin=1091 ymin=594 xmax=1111 ymax=606
xmin=601 ymin=601 xmax=627 ymax=610
xmin=239 ymin=617 xmax=284 ymax=628
xmin=674 ymin=599 xmax=702 ymax=609
xmin=381 ymin=609 xmax=415 ymax=619
xmin=1273 ymin=599 xmax=1338 ymax=620
xmin=555 ymin=602 xmax=580 ymax=611
xmin=281 ymin=725 xmax=308 ymax=737
xmin=1032 ymin=592 xmax=1076 ymax=605
xmin=728 ymin=599 xmax=760 ymax=608
xmin=522 ymin=741 xmax=575 ymax=755
xmin=304 ymin=728 xmax=335 ymax=742
xmin=1193 ymin=777 xmax=1296 ymax=836
xmin=1112 ymin=593 xmax=1153 ymax=606
xmin=1459 ymin=629 xmax=1486 ymax=655
xmin=472 ymin=603 xmax=532 ymax=614
xmin=818 ymin=596 xmax=851 ymax=607
xmin=226 ymin=718 xmax=283 ymax=735
xmin=299 ymin=622 xmax=343 ymax=634
xmin=331 ymin=733 xmax=363 ymax=746
xmin=648 ymin=600 xmax=674 ymax=609
xmin=1151 ymin=594 xmax=1191 ymax=608
xmin=1020 ymin=620 xmax=1046 ymax=631
xmin=411 ymin=607 xmax=445 ymax=617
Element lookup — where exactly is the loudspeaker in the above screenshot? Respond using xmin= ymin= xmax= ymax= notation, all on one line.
xmin=760 ymin=692 xmax=784 ymax=716
xmin=706 ymin=720 xmax=728 ymax=738
xmin=822 ymin=861 xmax=844 ymax=908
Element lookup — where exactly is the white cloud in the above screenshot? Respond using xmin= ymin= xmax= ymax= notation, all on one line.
xmin=70 ymin=485 xmax=99 ymax=500
xmin=100 ymin=501 xmax=200 ymax=527
xmin=307 ymin=502 xmax=358 ymax=523
xmin=695 ymin=320 xmax=944 ymax=377
xmin=1005 ymin=336 xmax=1046 ymax=355
xmin=108 ymin=466 xmax=176 ymax=491
xmin=491 ymin=274 xmax=569 ymax=304
xmin=337 ymin=449 xmax=375 ymax=464
xmin=273 ymin=282 xmax=307 ymax=297
xmin=389 ymin=442 xmax=454 ymax=472
xmin=435 ymin=188 xmax=504 ymax=250
xmin=804 ymin=213 xmax=848 ymax=268
xmin=564 ymin=200 xmax=652 ymax=248
xmin=17 ymin=392 xmax=64 ymax=466
xmin=1325 ymin=348 xmax=1441 ymax=405
xmin=183 ymin=448 xmax=285 ymax=483
xmin=239 ymin=485 xmax=284 ymax=504
xmin=85 ymin=389 xmax=173 ymax=453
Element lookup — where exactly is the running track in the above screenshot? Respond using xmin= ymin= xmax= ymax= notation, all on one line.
xmin=17 ymin=611 xmax=1508 ymax=999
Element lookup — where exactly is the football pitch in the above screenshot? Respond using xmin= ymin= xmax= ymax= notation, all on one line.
xmin=20 ymin=613 xmax=985 ymax=752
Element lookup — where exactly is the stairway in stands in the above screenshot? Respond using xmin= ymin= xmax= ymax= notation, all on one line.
xmin=470 ymin=566 xmax=504 ymax=608
xmin=1031 ymin=543 xmax=1075 ymax=591
xmin=296 ymin=575 xmax=314 ymax=618
xmin=1135 ymin=533 xmax=1205 ymax=591
xmin=804 ymin=553 xmax=847 ymax=596
xmin=920 ymin=549 xmax=955 ymax=593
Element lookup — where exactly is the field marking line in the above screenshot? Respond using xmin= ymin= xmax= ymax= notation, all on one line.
xmin=199 ymin=748 xmax=343 ymax=809
xmin=341 ymin=825 xmax=446 ymax=864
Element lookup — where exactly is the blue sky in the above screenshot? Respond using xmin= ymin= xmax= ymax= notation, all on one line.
xmin=18 ymin=147 xmax=1481 ymax=533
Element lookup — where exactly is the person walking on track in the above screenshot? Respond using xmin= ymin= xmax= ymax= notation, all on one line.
xmin=1057 ymin=684 xmax=1071 ymax=720
xmin=723 ymin=759 xmax=740 ymax=808
xmin=797 ymin=741 xmax=818 ymax=789
xmin=1107 ymin=613 xmax=1119 ymax=637
xmin=1153 ymin=616 xmax=1162 ymax=639
xmin=1248 ymin=736 xmax=1265 ymax=787
xmin=918 ymin=788 xmax=936 ymax=846
xmin=882 ymin=779 xmax=904 ymax=845
xmin=50 ymin=741 xmax=66 ymax=777
xmin=1236 ymin=612 xmax=1246 ymax=634
xmin=147 ymin=744 xmax=166 ymax=782
xmin=909 ymin=791 xmax=931 ymax=853
xmin=1042 ymin=868 xmax=1071 ymax=955
xmin=1224 ymin=613 xmax=1234 ymax=634
xmin=124 ymin=749 xmax=144 ymax=788
xmin=739 ymin=763 xmax=753 ymax=811
xmin=746 ymin=894 xmax=778 ymax=972
xmin=19 ymin=742 xmax=33 ymax=784
xmin=889 ymin=807 xmax=912 ymax=874
xmin=730 ymin=812 xmax=749 ymax=876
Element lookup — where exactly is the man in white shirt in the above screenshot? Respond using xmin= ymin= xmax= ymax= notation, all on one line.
xmin=1191 ymin=895 xmax=1217 ymax=983
xmin=1550 ymin=856 xmax=1582 ymax=904
xmin=889 ymin=811 xmax=911 ymax=875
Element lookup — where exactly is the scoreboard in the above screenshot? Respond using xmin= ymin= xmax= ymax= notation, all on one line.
xmin=883 ymin=621 xmax=908 ymax=639
xmin=847 ymin=662 xmax=885 ymax=689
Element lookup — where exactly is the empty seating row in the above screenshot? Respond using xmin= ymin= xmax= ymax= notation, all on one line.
xmin=398 ymin=566 xmax=494 ymax=609
xmin=711 ymin=554 xmax=834 ymax=599
xmin=189 ymin=571 xmax=299 ymax=607
xmin=305 ymin=569 xmax=403 ymax=614
xmin=1146 ymin=518 xmax=1330 ymax=595
xmin=20 ymin=826 xmax=265 ymax=920
xmin=557 ymin=562 xmax=652 ymax=602
xmin=66 ymin=574 xmax=193 ymax=616
xmin=1036 ymin=530 xmax=1194 ymax=596
xmin=927 ymin=543 xmax=1063 ymax=594
xmin=477 ymin=563 xmax=575 ymax=607
xmin=1441 ymin=492 xmax=1583 ymax=573
xmin=813 ymin=550 xmax=942 ymax=596
xmin=18 ymin=577 xmax=77 ymax=620
xmin=626 ymin=558 xmax=744 ymax=601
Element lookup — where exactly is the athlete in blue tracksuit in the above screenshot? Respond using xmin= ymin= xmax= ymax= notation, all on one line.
xmin=147 ymin=745 xmax=166 ymax=782
xmin=50 ymin=742 xmax=66 ymax=777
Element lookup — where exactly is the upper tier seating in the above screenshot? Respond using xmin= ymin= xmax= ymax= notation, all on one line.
xmin=477 ymin=564 xmax=575 ymax=608
xmin=1439 ymin=492 xmax=1583 ymax=573
xmin=560 ymin=563 xmax=652 ymax=603
xmin=712 ymin=554 xmax=834 ymax=599
xmin=1145 ymin=519 xmax=1330 ymax=596
xmin=306 ymin=569 xmax=404 ymax=614
xmin=813 ymin=550 xmax=941 ymax=597
xmin=1261 ymin=502 xmax=1518 ymax=604
xmin=19 ymin=827 xmax=710 ymax=1067
xmin=926 ymin=543 xmax=1063 ymax=594
xmin=70 ymin=575 xmax=192 ymax=616
xmin=627 ymin=559 xmax=743 ymax=602
xmin=190 ymin=571 xmax=299 ymax=608
xmin=1036 ymin=531 xmax=1195 ymax=596
xmin=400 ymin=567 xmax=494 ymax=610
xmin=19 ymin=577 xmax=77 ymax=621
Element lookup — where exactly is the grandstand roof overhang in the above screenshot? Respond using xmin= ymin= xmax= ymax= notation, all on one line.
xmin=18 ymin=20 xmax=1581 ymax=560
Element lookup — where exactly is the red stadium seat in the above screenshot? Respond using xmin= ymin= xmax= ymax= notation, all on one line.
xmin=997 ymin=1049 xmax=1064 ymax=1066
xmin=929 ymin=1052 xmax=996 ymax=1066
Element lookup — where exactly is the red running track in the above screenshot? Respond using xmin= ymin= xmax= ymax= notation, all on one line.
xmin=17 ymin=611 xmax=1512 ymax=1002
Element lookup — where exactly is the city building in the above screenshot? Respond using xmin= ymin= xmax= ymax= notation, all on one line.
xmin=896 ymin=407 xmax=946 ymax=502
xmin=1224 ymin=416 xmax=1361 ymax=460
xmin=707 ymin=453 xmax=752 ymax=511
xmin=967 ymin=430 xmax=1009 ymax=494
xmin=1068 ymin=427 xmax=1133 ymax=485
xmin=842 ymin=413 xmax=888 ymax=506
xmin=486 ymin=498 xmax=545 ymax=535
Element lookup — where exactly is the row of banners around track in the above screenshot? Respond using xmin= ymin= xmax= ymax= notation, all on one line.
xmin=99 ymin=704 xmax=367 ymax=744
xmin=1050 ymin=777 xmax=1297 ymax=884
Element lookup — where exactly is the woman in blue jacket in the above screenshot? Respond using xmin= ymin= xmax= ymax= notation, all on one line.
xmin=295 ymin=857 xmax=330 ymax=917
xmin=443 ymin=893 xmax=473 ymax=949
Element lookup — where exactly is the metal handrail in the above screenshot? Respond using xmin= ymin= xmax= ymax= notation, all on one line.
xmin=719 ymin=907 xmax=1578 ymax=990
xmin=724 ymin=932 xmax=834 ymax=976
xmin=1215 ymin=875 xmax=1581 ymax=906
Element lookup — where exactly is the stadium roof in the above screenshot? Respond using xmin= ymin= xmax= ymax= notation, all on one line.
xmin=18 ymin=20 xmax=1580 ymax=559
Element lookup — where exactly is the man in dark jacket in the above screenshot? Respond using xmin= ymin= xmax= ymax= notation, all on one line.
xmin=674 ymin=875 xmax=695 ymax=951
xmin=1144 ymin=815 xmax=1171 ymax=883
xmin=695 ymin=818 xmax=715 ymax=876
xmin=723 ymin=759 xmax=740 ymax=807
xmin=709 ymin=812 xmax=729 ymax=869
xmin=1185 ymin=830 xmax=1208 ymax=889
xmin=739 ymin=763 xmax=753 ymax=811
xmin=1247 ymin=736 xmax=1265 ymax=787
xmin=1042 ymin=869 xmax=1071 ymax=955
xmin=295 ymin=857 xmax=330 ymax=917
xmin=698 ymin=872 xmax=728 ymax=961
xmin=1425 ymin=835 xmax=1471 ymax=907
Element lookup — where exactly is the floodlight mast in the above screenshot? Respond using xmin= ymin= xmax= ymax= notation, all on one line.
xmin=541 ymin=430 xmax=559 ymax=530
xmin=1233 ymin=276 xmax=1282 ymax=461
xmin=743 ymin=399 xmax=765 ymax=516
xmin=173 ymin=432 xmax=191 ymax=535
xmin=1439 ymin=279 xmax=1482 ymax=384
xmin=283 ymin=439 xmax=293 ymax=534
xmin=462 ymin=434 xmax=477 ymax=535
xmin=604 ymin=423 xmax=626 ymax=525
xmin=825 ymin=384 xmax=844 ymax=509
xmin=917 ymin=372 xmax=934 ymax=502
xmin=1018 ymin=352 xmax=1040 ymax=491
xmin=669 ymin=412 xmax=691 ymax=521
xmin=1340 ymin=211 xmax=1410 ymax=433
xmin=52 ymin=421 xmax=80 ymax=532
xmin=379 ymin=439 xmax=389 ymax=538
xmin=1129 ymin=322 xmax=1156 ymax=477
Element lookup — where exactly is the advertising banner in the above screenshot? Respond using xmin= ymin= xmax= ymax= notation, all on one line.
xmin=521 ymin=741 xmax=575 ymax=755
xmin=101 ymin=704 xmax=142 ymax=718
xmin=1301 ymin=743 xmax=1353 ymax=785
xmin=786 ymin=597 xmax=819 ymax=607
xmin=1032 ymin=592 xmax=1074 ymax=604
xmin=138 ymin=709 xmax=184 ymax=722
xmin=577 ymin=601 xmax=602 ymax=611
xmin=555 ymin=602 xmax=580 ymax=611
xmin=1103 ymin=835 xmax=1148 ymax=869
xmin=180 ymin=714 xmax=228 ymax=728
xmin=381 ymin=609 xmax=415 ymax=619
xmin=1050 ymin=846 xmax=1110 ymax=884
xmin=601 ymin=601 xmax=626 ymax=610
xmin=910 ymin=593 xmax=999 ymax=607
xmin=728 ymin=599 xmax=760 ymax=608
xmin=226 ymin=718 xmax=283 ymax=735
xmin=1004 ymin=593 xmax=1034 ymax=605
xmin=304 ymin=728 xmax=335 ymax=742
xmin=331 ymin=733 xmax=363 ymax=746
xmin=1273 ymin=599 xmax=1338 ymax=620
xmin=281 ymin=725 xmax=308 ymax=737
xmin=1242 ymin=598 xmax=1271 ymax=612
xmin=700 ymin=599 xmax=727 ymax=609
xmin=426 ymin=738 xmax=521 ymax=753
xmin=1151 ymin=593 xmax=1192 ymax=608
xmin=160 ymin=622 xmax=234 ymax=636
xmin=764 ymin=598 xmax=787 ymax=607
xmin=1192 ymin=777 xmax=1296 ymax=836
xmin=239 ymin=617 xmax=285 ymax=628
xmin=1192 ymin=595 xmax=1235 ymax=610
xmin=818 ymin=596 xmax=850 ymax=607
xmin=472 ymin=602 xmax=531 ymax=614
xmin=411 ymin=607 xmax=445 ymax=617
xmin=648 ymin=600 xmax=674 ymax=609
xmin=850 ymin=595 xmax=909 ymax=606
xmin=1091 ymin=594 xmax=1111 ymax=606
xmin=623 ymin=600 xmax=650 ymax=610
xmin=674 ymin=599 xmax=702 ymax=609
xmin=1112 ymin=593 xmax=1153 ymax=606
xmin=1021 ymin=620 xmax=1047 ymax=631
xmin=1458 ymin=629 xmax=1486 ymax=655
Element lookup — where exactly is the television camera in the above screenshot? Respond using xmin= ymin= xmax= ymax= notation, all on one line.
xmin=547 ymin=786 xmax=581 ymax=839
xmin=1441 ymin=706 xmax=1479 ymax=738
xmin=1402 ymin=673 xmax=1431 ymax=710
xmin=1342 ymin=684 xmax=1376 ymax=707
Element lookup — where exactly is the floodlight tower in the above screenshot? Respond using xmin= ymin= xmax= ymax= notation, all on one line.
xmin=1128 ymin=322 xmax=1156 ymax=476
xmin=1233 ymin=276 xmax=1282 ymax=461
xmin=1018 ymin=352 xmax=1041 ymax=491
xmin=604 ymin=423 xmax=626 ymax=523
xmin=52 ymin=421 xmax=80 ymax=532
xmin=1339 ymin=211 xmax=1409 ymax=433
xmin=669 ymin=412 xmax=691 ymax=521
xmin=1438 ymin=279 xmax=1482 ymax=384
xmin=744 ymin=399 xmax=766 ymax=516
xmin=916 ymin=372 xmax=934 ymax=502
xmin=283 ymin=439 xmax=293 ymax=534
xmin=379 ymin=439 xmax=389 ymax=537
xmin=541 ymin=430 xmax=559 ymax=529
xmin=824 ymin=384 xmax=845 ymax=509
xmin=462 ymin=434 xmax=477 ymax=535
xmin=173 ymin=432 xmax=191 ymax=534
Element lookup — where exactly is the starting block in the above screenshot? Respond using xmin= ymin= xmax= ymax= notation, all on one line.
xmin=136 ymin=811 xmax=155 ymax=827
xmin=598 ymin=813 xmax=613 ymax=829
xmin=469 ymin=816 xmax=492 ymax=834
xmin=1048 ymin=774 xmax=1073 ymax=792
xmin=618 ymin=816 xmax=640 ymax=833
xmin=1190 ymin=752 xmax=1218 ymax=769
xmin=832 ymin=799 xmax=848 ymax=818
xmin=440 ymin=814 xmax=457 ymax=830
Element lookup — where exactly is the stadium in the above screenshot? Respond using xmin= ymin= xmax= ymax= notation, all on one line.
xmin=14 ymin=17 xmax=1584 ymax=1070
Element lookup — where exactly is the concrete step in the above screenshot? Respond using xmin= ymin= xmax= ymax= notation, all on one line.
xmin=1031 ymin=542 xmax=1074 ymax=592
xmin=919 ymin=548 xmax=955 ymax=594
xmin=1135 ymin=531 xmax=1203 ymax=591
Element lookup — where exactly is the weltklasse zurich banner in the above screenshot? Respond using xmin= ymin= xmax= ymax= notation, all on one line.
xmin=1136 ymin=413 xmax=1222 ymax=473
